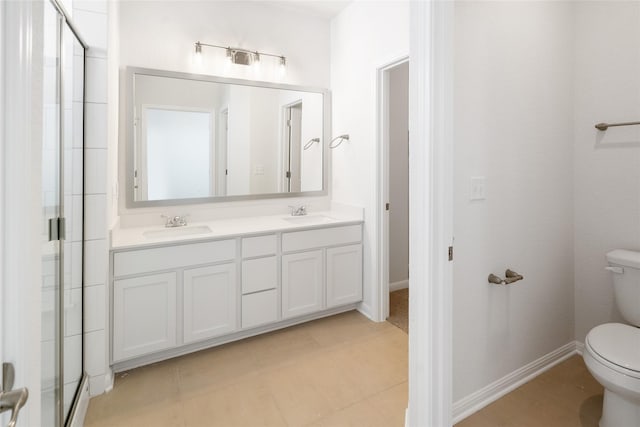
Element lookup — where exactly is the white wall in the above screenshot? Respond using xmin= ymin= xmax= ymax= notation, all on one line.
xmin=388 ymin=62 xmax=409 ymax=286
xmin=573 ymin=1 xmax=640 ymax=342
xmin=115 ymin=1 xmax=332 ymax=223
xmin=118 ymin=1 xmax=330 ymax=88
xmin=226 ymin=85 xmax=251 ymax=196
xmin=331 ymin=1 xmax=410 ymax=319
xmin=248 ymin=89 xmax=280 ymax=194
xmin=72 ymin=0 xmax=111 ymax=398
xmin=452 ymin=1 xmax=575 ymax=401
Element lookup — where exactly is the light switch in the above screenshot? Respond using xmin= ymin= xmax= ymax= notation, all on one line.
xmin=470 ymin=176 xmax=486 ymax=201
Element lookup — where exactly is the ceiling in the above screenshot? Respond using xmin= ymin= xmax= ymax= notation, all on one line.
xmin=262 ymin=1 xmax=352 ymax=19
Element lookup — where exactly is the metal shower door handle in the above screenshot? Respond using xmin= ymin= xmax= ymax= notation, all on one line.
xmin=0 ymin=363 xmax=28 ymax=427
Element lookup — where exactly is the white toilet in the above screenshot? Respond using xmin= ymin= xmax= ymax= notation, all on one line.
xmin=584 ymin=249 xmax=640 ymax=427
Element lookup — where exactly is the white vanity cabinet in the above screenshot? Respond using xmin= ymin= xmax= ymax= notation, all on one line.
xmin=111 ymin=220 xmax=363 ymax=370
xmin=112 ymin=239 xmax=237 ymax=363
xmin=281 ymin=225 xmax=363 ymax=318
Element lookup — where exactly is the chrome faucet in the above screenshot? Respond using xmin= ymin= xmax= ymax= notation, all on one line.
xmin=289 ymin=205 xmax=307 ymax=216
xmin=161 ymin=214 xmax=188 ymax=227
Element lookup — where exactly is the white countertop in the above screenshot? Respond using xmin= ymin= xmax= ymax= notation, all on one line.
xmin=110 ymin=210 xmax=363 ymax=250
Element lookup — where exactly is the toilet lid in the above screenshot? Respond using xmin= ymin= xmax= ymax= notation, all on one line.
xmin=587 ymin=323 xmax=640 ymax=373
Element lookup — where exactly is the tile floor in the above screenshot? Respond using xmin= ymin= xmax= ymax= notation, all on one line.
xmin=456 ymin=355 xmax=604 ymax=427
xmin=85 ymin=309 xmax=602 ymax=427
xmin=84 ymin=311 xmax=408 ymax=427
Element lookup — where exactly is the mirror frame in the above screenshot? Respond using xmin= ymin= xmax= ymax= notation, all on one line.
xmin=125 ymin=66 xmax=331 ymax=208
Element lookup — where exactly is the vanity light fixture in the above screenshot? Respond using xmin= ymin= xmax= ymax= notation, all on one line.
xmin=195 ymin=41 xmax=286 ymax=68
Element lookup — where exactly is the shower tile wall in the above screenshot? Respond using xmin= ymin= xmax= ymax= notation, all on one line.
xmin=73 ymin=0 xmax=110 ymax=397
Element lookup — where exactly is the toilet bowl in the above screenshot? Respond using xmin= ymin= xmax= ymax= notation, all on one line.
xmin=584 ymin=323 xmax=640 ymax=427
xmin=583 ymin=250 xmax=640 ymax=427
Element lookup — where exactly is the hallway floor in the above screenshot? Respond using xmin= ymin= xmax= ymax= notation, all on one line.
xmin=84 ymin=311 xmax=408 ymax=427
xmin=456 ymin=355 xmax=603 ymax=427
xmin=387 ymin=289 xmax=409 ymax=333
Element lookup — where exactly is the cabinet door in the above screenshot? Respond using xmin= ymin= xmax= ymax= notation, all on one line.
xmin=326 ymin=244 xmax=363 ymax=308
xmin=183 ymin=264 xmax=237 ymax=344
xmin=282 ymin=250 xmax=324 ymax=319
xmin=113 ymin=272 xmax=177 ymax=361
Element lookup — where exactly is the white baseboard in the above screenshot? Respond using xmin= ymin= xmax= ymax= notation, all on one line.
xmin=575 ymin=341 xmax=585 ymax=355
xmin=453 ymin=341 xmax=580 ymax=424
xmin=68 ymin=376 xmax=90 ymax=427
xmin=390 ymin=279 xmax=409 ymax=292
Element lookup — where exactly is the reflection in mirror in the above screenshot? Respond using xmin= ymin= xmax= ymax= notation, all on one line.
xmin=127 ymin=69 xmax=328 ymax=206
xmin=140 ymin=107 xmax=213 ymax=200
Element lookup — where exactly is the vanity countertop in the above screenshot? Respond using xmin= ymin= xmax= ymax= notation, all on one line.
xmin=110 ymin=210 xmax=363 ymax=250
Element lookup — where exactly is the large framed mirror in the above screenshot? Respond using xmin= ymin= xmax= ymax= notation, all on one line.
xmin=125 ymin=67 xmax=330 ymax=207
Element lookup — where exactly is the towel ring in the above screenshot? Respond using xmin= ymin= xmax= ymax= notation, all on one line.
xmin=303 ymin=137 xmax=320 ymax=151
xmin=329 ymin=134 xmax=350 ymax=149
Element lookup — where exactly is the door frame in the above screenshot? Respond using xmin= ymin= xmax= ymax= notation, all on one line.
xmin=217 ymin=107 xmax=228 ymax=196
xmin=407 ymin=1 xmax=454 ymax=426
xmin=376 ymin=56 xmax=409 ymax=322
xmin=280 ymin=99 xmax=303 ymax=193
xmin=2 ymin=0 xmax=44 ymax=425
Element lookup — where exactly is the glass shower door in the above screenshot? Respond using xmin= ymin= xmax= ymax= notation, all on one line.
xmin=41 ymin=2 xmax=62 ymax=425
xmin=40 ymin=2 xmax=86 ymax=425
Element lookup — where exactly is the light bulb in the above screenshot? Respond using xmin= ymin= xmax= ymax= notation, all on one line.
xmin=253 ymin=52 xmax=261 ymax=73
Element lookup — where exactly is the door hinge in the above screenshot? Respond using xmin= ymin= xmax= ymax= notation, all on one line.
xmin=385 ymin=203 xmax=390 ymax=211
xmin=48 ymin=217 xmax=66 ymax=241
xmin=448 ymin=246 xmax=454 ymax=261
xmin=286 ymin=171 xmax=291 ymax=179
xmin=225 ymin=169 xmax=228 ymax=176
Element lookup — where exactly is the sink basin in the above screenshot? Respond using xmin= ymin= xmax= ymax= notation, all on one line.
xmin=143 ymin=225 xmax=212 ymax=239
xmin=282 ymin=215 xmax=336 ymax=225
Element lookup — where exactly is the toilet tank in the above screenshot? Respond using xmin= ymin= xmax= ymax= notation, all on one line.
xmin=607 ymin=249 xmax=640 ymax=327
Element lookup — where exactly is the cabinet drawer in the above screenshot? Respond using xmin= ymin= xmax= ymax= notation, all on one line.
xmin=242 ymin=234 xmax=277 ymax=258
xmin=242 ymin=289 xmax=278 ymax=329
xmin=242 ymin=256 xmax=277 ymax=294
xmin=114 ymin=239 xmax=236 ymax=277
xmin=282 ymin=225 xmax=362 ymax=253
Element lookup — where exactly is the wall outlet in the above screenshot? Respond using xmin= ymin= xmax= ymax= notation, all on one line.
xmin=470 ymin=176 xmax=486 ymax=201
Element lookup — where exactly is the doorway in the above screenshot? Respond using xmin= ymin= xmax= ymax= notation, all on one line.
xmin=379 ymin=59 xmax=410 ymax=326
xmin=282 ymin=101 xmax=303 ymax=192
